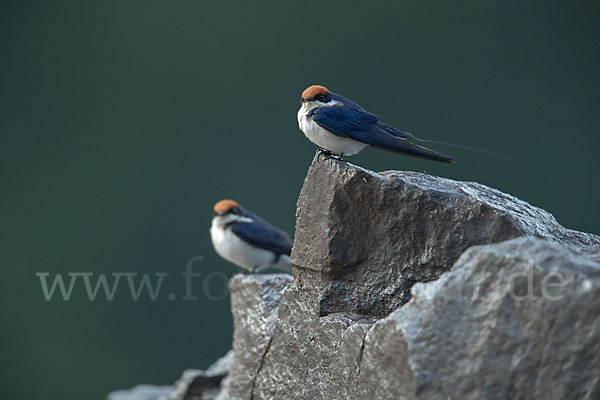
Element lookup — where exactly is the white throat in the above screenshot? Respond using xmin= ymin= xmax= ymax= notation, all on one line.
xmin=296 ymin=100 xmax=337 ymax=125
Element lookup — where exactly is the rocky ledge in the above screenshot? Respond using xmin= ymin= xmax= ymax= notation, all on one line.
xmin=109 ymin=151 xmax=600 ymax=400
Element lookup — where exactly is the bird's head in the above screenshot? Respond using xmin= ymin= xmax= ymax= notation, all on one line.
xmin=213 ymin=199 xmax=243 ymax=216
xmin=213 ymin=200 xmax=253 ymax=228
xmin=301 ymin=85 xmax=333 ymax=105
xmin=213 ymin=199 xmax=243 ymax=217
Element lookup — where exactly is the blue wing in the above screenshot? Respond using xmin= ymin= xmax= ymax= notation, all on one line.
xmin=230 ymin=215 xmax=293 ymax=256
xmin=311 ymin=97 xmax=455 ymax=163
xmin=310 ymin=106 xmax=380 ymax=139
xmin=325 ymin=93 xmax=416 ymax=140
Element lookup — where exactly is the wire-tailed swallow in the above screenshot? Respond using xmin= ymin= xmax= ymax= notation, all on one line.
xmin=297 ymin=84 xmax=455 ymax=163
xmin=210 ymin=199 xmax=293 ymax=273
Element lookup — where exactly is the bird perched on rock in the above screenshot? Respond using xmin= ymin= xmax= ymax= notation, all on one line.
xmin=210 ymin=199 xmax=293 ymax=273
xmin=297 ymin=84 xmax=455 ymax=163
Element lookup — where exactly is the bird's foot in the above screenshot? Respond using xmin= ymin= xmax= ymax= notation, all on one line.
xmin=317 ymin=148 xmax=333 ymax=160
xmin=241 ymin=267 xmax=257 ymax=275
xmin=329 ymin=152 xmax=344 ymax=161
xmin=318 ymin=148 xmax=344 ymax=161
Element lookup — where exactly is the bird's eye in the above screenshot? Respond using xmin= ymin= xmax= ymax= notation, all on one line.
xmin=317 ymin=94 xmax=325 ymax=100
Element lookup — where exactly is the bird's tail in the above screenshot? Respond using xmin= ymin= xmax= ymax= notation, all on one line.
xmin=412 ymin=137 xmax=512 ymax=161
xmin=373 ymin=122 xmax=455 ymax=163
xmin=365 ymin=131 xmax=455 ymax=163
xmin=377 ymin=122 xmax=511 ymax=162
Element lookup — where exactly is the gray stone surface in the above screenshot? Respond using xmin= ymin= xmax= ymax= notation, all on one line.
xmin=249 ymin=237 xmax=600 ymax=400
xmin=107 ymin=385 xmax=173 ymax=400
xmin=236 ymin=153 xmax=600 ymax=399
xmin=250 ymin=280 xmax=374 ymax=399
xmin=169 ymin=350 xmax=233 ymax=400
xmin=107 ymin=351 xmax=233 ymax=400
xmin=356 ymin=237 xmax=600 ymax=400
xmin=292 ymin=151 xmax=600 ymax=316
xmin=217 ymin=274 xmax=293 ymax=400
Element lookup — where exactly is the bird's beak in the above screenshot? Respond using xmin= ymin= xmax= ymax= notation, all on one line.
xmin=215 ymin=211 xmax=226 ymax=216
xmin=302 ymin=97 xmax=315 ymax=102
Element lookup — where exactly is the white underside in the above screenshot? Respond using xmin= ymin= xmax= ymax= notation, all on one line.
xmin=210 ymin=217 xmax=291 ymax=273
xmin=297 ymin=103 xmax=367 ymax=155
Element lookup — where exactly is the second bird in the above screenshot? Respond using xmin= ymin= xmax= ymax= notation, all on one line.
xmin=297 ymin=85 xmax=455 ymax=163
xmin=210 ymin=200 xmax=293 ymax=273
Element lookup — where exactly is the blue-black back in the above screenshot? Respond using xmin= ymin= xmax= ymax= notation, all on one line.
xmin=230 ymin=210 xmax=293 ymax=256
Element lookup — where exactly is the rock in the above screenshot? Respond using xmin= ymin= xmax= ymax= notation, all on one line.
xmin=169 ymin=350 xmax=233 ymax=400
xmin=247 ymin=237 xmax=600 ymax=400
xmin=356 ymin=237 xmax=600 ymax=400
xmin=292 ymin=151 xmax=600 ymax=316
xmin=107 ymin=351 xmax=233 ymax=400
xmin=106 ymin=273 xmax=291 ymax=400
xmin=250 ymin=283 xmax=374 ymax=400
xmin=107 ymin=385 xmax=172 ymax=400
xmin=110 ymin=151 xmax=600 ymax=400
xmin=217 ymin=274 xmax=293 ymax=400
xmin=233 ymin=153 xmax=600 ymax=399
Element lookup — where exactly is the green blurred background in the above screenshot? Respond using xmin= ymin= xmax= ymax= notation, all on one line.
xmin=1 ymin=1 xmax=598 ymax=398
